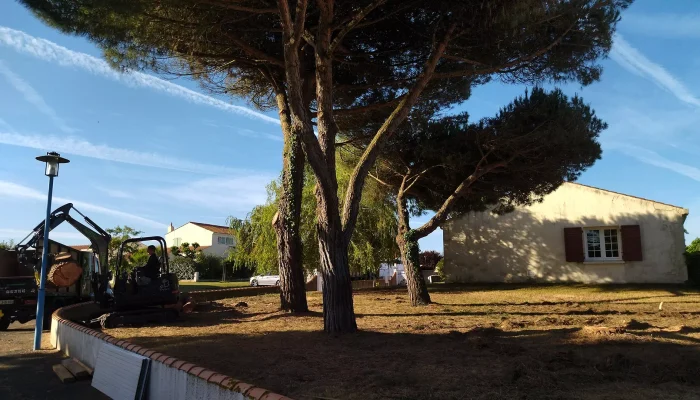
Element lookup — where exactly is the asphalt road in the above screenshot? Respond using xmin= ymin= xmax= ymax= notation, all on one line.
xmin=0 ymin=321 xmax=107 ymax=400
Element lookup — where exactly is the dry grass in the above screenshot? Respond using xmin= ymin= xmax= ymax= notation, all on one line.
xmin=107 ymin=284 xmax=700 ymax=400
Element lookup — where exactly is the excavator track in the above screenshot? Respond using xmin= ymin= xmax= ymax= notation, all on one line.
xmin=96 ymin=308 xmax=179 ymax=329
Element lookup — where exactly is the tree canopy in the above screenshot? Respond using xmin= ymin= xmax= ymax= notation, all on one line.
xmin=22 ymin=0 xmax=633 ymax=332
xmin=367 ymin=88 xmax=605 ymax=305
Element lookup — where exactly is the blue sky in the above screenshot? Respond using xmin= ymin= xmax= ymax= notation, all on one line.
xmin=0 ymin=0 xmax=699 ymax=253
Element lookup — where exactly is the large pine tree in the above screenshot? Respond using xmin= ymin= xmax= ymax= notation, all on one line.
xmin=22 ymin=0 xmax=631 ymax=332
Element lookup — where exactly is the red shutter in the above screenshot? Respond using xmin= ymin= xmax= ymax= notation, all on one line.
xmin=564 ymin=227 xmax=585 ymax=262
xmin=621 ymin=225 xmax=643 ymax=261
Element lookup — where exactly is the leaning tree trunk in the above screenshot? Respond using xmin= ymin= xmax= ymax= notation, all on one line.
xmin=397 ymin=194 xmax=431 ymax=306
xmin=397 ymin=230 xmax=431 ymax=306
xmin=273 ymin=93 xmax=308 ymax=313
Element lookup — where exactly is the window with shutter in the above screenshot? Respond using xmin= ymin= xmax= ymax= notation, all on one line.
xmin=564 ymin=227 xmax=585 ymax=262
xmin=621 ymin=225 xmax=643 ymax=261
xmin=583 ymin=228 xmax=622 ymax=261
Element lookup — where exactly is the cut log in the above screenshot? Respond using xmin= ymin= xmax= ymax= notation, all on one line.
xmin=71 ymin=358 xmax=94 ymax=376
xmin=47 ymin=260 xmax=83 ymax=288
xmin=52 ymin=364 xmax=76 ymax=383
xmin=61 ymin=359 xmax=90 ymax=380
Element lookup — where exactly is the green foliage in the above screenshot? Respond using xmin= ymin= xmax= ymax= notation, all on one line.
xmin=230 ymin=164 xmax=398 ymax=276
xmin=105 ymin=226 xmax=142 ymax=272
xmin=374 ymin=88 xmax=605 ymax=236
xmin=170 ymin=256 xmax=196 ymax=281
xmin=685 ymin=238 xmax=700 ymax=285
xmin=170 ymin=242 xmax=201 ymax=259
xmin=0 ymin=240 xmax=15 ymax=250
xmin=195 ymin=254 xmax=224 ymax=280
xmin=434 ymin=259 xmax=445 ymax=279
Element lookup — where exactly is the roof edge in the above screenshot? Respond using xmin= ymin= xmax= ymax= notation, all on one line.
xmin=565 ymin=182 xmax=688 ymax=213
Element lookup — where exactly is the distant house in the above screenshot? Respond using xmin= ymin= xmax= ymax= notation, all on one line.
xmin=165 ymin=222 xmax=235 ymax=257
xmin=442 ymin=182 xmax=689 ymax=284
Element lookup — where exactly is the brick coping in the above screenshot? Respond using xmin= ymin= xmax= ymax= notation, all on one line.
xmin=52 ymin=302 xmax=292 ymax=400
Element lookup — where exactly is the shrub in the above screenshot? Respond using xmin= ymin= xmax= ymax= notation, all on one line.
xmin=686 ymin=238 xmax=700 ymax=285
xmin=434 ymin=259 xmax=445 ymax=279
xmin=170 ymin=256 xmax=196 ymax=280
xmin=195 ymin=255 xmax=224 ymax=280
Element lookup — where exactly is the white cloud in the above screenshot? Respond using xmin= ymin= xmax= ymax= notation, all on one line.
xmin=95 ymin=186 xmax=134 ymax=199
xmin=0 ymin=26 xmax=280 ymax=125
xmin=610 ymin=34 xmax=700 ymax=108
xmin=162 ymin=175 xmax=273 ymax=213
xmin=606 ymin=142 xmax=700 ymax=183
xmin=0 ymin=131 xmax=255 ymax=175
xmin=0 ymin=116 xmax=14 ymax=132
xmin=203 ymin=120 xmax=283 ymax=142
xmin=623 ymin=13 xmax=700 ymax=39
xmin=0 ymin=228 xmax=86 ymax=242
xmin=0 ymin=60 xmax=76 ymax=133
xmin=0 ymin=180 xmax=165 ymax=229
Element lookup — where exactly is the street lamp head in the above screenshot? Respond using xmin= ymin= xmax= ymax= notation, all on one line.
xmin=36 ymin=151 xmax=70 ymax=177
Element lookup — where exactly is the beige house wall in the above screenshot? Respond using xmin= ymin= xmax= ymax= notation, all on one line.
xmin=165 ymin=223 xmax=214 ymax=248
xmin=165 ymin=223 xmax=234 ymax=257
xmin=442 ymin=183 xmax=689 ymax=284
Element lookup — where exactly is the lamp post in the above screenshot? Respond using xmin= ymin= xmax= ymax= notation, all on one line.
xmin=33 ymin=151 xmax=70 ymax=351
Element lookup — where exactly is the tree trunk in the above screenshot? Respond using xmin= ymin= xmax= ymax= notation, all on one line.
xmin=273 ymin=92 xmax=308 ymax=313
xmin=397 ymin=231 xmax=431 ymax=306
xmin=316 ymin=180 xmax=356 ymax=333
xmin=397 ymin=193 xmax=431 ymax=306
xmin=318 ymin=226 xmax=357 ymax=333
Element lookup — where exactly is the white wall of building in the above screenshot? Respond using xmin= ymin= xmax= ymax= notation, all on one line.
xmin=442 ymin=183 xmax=689 ymax=284
xmin=165 ymin=223 xmax=214 ymax=248
xmin=165 ymin=223 xmax=235 ymax=258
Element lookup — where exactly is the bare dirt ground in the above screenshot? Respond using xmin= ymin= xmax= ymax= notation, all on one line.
xmin=107 ymin=284 xmax=700 ymax=400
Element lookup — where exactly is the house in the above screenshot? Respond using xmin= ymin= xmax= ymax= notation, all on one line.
xmin=165 ymin=222 xmax=235 ymax=257
xmin=442 ymin=182 xmax=689 ymax=284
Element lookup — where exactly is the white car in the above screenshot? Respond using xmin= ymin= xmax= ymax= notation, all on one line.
xmin=250 ymin=274 xmax=280 ymax=287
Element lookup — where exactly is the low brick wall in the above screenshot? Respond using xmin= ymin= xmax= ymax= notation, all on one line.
xmin=50 ymin=303 xmax=291 ymax=400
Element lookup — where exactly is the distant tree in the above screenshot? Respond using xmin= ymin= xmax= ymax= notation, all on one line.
xmin=0 ymin=240 xmax=15 ymax=250
xmin=230 ymin=163 xmax=398 ymax=277
xmin=687 ymin=238 xmax=700 ymax=254
xmin=419 ymin=251 xmax=442 ymax=270
xmin=170 ymin=242 xmax=202 ymax=259
xmin=105 ymin=226 xmax=142 ymax=271
xmin=370 ymin=88 xmax=605 ymax=305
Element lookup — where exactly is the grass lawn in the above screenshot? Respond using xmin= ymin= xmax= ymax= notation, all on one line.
xmin=178 ymin=280 xmax=249 ymax=292
xmin=107 ymin=284 xmax=700 ymax=400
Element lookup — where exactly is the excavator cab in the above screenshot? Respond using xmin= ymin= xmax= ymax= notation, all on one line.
xmin=112 ymin=236 xmax=180 ymax=310
xmin=97 ymin=236 xmax=180 ymax=328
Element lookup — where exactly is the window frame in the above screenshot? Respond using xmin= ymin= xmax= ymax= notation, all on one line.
xmin=582 ymin=227 xmax=623 ymax=262
xmin=217 ymin=236 xmax=227 ymax=245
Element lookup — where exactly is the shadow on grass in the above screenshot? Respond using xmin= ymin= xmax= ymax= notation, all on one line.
xmin=121 ymin=326 xmax=700 ymax=400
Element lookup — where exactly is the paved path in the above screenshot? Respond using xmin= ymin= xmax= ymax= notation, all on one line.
xmin=0 ymin=321 xmax=107 ymax=400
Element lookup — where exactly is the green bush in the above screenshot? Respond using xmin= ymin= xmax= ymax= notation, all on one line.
xmin=171 ymin=256 xmax=196 ymax=280
xmin=686 ymin=252 xmax=700 ymax=285
xmin=686 ymin=238 xmax=700 ymax=285
xmin=434 ymin=259 xmax=445 ymax=279
xmin=195 ymin=255 xmax=224 ymax=280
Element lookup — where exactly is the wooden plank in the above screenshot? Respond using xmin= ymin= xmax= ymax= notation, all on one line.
xmin=52 ymin=364 xmax=76 ymax=384
xmin=71 ymin=358 xmax=94 ymax=376
xmin=61 ymin=359 xmax=90 ymax=380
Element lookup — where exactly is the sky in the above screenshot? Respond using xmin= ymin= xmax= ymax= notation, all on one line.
xmin=0 ymin=1 xmax=699 ymax=253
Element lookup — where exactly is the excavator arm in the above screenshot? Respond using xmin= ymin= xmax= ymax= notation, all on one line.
xmin=15 ymin=203 xmax=112 ymax=305
xmin=16 ymin=203 xmax=110 ymax=267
